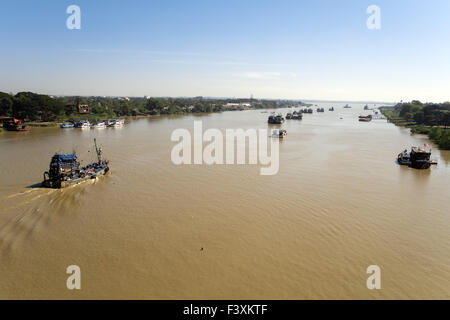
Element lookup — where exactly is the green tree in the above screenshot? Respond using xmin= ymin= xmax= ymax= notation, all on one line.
xmin=0 ymin=92 xmax=13 ymax=116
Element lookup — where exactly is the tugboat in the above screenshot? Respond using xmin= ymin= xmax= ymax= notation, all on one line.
xmin=91 ymin=121 xmax=106 ymax=129
xmin=397 ymin=146 xmax=432 ymax=169
xmin=2 ymin=118 xmax=28 ymax=131
xmin=42 ymin=139 xmax=109 ymax=188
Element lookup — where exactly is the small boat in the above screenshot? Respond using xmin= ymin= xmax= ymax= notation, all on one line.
xmin=42 ymin=139 xmax=109 ymax=189
xmin=329 ymin=107 xmax=335 ymax=111
xmin=344 ymin=104 xmax=352 ymax=109
xmin=292 ymin=113 xmax=303 ymax=120
xmin=109 ymin=120 xmax=123 ymax=127
xmin=75 ymin=120 xmax=90 ymax=128
xmin=359 ymin=115 xmax=373 ymax=122
xmin=397 ymin=145 xmax=432 ymax=169
xmin=364 ymin=105 xmax=370 ymax=110
xmin=286 ymin=113 xmax=293 ymax=120
xmin=60 ymin=123 xmax=74 ymax=128
xmin=273 ymin=129 xmax=287 ymax=139
xmin=92 ymin=121 xmax=106 ymax=129
xmin=397 ymin=149 xmax=411 ymax=166
xmin=105 ymin=119 xmax=116 ymax=127
xmin=2 ymin=118 xmax=28 ymax=131
xmin=316 ymin=108 xmax=325 ymax=113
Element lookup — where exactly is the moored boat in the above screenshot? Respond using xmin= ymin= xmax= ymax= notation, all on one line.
xmin=292 ymin=113 xmax=303 ymax=120
xmin=92 ymin=121 xmax=106 ymax=129
xmin=75 ymin=120 xmax=90 ymax=128
xmin=60 ymin=122 xmax=74 ymax=128
xmin=2 ymin=118 xmax=28 ymax=131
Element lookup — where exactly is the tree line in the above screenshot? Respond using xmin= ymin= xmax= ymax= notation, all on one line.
xmin=0 ymin=91 xmax=284 ymax=121
xmin=387 ymin=101 xmax=450 ymax=149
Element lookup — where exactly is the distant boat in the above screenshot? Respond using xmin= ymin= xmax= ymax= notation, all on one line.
xmin=108 ymin=119 xmax=124 ymax=127
xmin=92 ymin=121 xmax=106 ymax=129
xmin=364 ymin=105 xmax=370 ymax=110
xmin=344 ymin=104 xmax=351 ymax=109
xmin=329 ymin=107 xmax=334 ymax=111
xmin=75 ymin=120 xmax=90 ymax=128
xmin=291 ymin=112 xmax=303 ymax=120
xmin=60 ymin=123 xmax=74 ymax=128
xmin=268 ymin=114 xmax=285 ymax=124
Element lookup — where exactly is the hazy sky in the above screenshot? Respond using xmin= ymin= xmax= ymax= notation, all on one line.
xmin=1 ymin=0 xmax=449 ymax=102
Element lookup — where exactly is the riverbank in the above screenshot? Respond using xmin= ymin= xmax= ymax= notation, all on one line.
xmin=380 ymin=106 xmax=450 ymax=149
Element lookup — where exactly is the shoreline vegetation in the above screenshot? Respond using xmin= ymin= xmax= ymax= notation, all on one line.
xmin=380 ymin=101 xmax=450 ymax=149
xmin=0 ymin=91 xmax=311 ymax=127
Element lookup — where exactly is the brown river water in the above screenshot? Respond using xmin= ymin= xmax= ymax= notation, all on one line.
xmin=0 ymin=103 xmax=449 ymax=299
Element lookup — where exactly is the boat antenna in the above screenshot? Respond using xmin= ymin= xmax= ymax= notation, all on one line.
xmin=94 ymin=138 xmax=103 ymax=164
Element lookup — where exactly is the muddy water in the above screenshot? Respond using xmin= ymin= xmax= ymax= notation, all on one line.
xmin=0 ymin=103 xmax=449 ymax=299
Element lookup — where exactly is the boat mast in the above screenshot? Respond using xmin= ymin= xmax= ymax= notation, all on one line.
xmin=94 ymin=138 xmax=103 ymax=164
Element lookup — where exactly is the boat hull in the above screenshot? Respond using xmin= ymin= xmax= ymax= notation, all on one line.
xmin=42 ymin=166 xmax=109 ymax=189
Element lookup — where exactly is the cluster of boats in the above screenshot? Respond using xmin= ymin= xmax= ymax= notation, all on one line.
xmin=60 ymin=119 xmax=125 ymax=129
